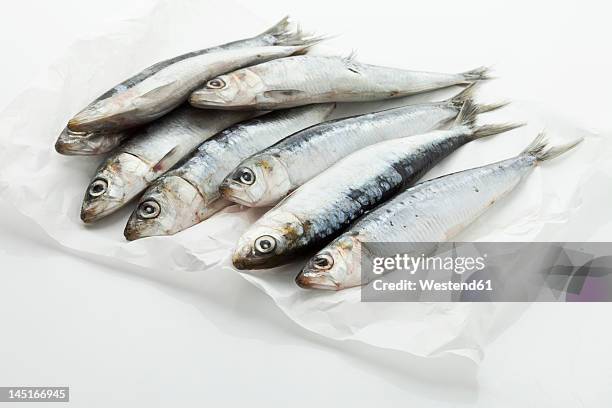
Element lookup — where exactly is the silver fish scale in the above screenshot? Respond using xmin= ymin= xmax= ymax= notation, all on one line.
xmin=115 ymin=105 xmax=254 ymax=168
xmin=261 ymin=102 xmax=459 ymax=187
xmin=353 ymin=155 xmax=536 ymax=244
xmin=250 ymin=56 xmax=470 ymax=102
xmin=277 ymin=127 xmax=473 ymax=248
xmin=165 ymin=104 xmax=334 ymax=201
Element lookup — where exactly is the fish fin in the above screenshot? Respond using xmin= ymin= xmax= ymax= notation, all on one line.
xmin=475 ymin=101 xmax=511 ymax=114
xmin=261 ymin=16 xmax=291 ymax=36
xmin=263 ymin=89 xmax=307 ymax=101
xmin=521 ymin=132 xmax=584 ymax=162
xmin=470 ymin=122 xmax=526 ymax=140
xmin=461 ymin=66 xmax=493 ymax=83
xmin=448 ymin=82 xmax=509 ymax=114
xmin=263 ymin=17 xmax=329 ymax=51
xmin=152 ymin=146 xmax=182 ymax=173
xmin=290 ymin=36 xmax=329 ymax=55
xmin=139 ymin=81 xmax=178 ymax=102
xmin=453 ymin=98 xmax=480 ymax=128
xmin=448 ymin=82 xmax=477 ymax=108
xmin=455 ymin=98 xmax=524 ymax=138
xmin=345 ymin=50 xmax=358 ymax=62
xmin=446 ymin=83 xmax=508 ymax=116
xmin=342 ymin=51 xmax=363 ymax=74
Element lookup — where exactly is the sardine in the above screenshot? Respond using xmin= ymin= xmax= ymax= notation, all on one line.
xmin=231 ymin=102 xmax=523 ymax=269
xmin=65 ymin=17 xmax=320 ymax=134
xmin=296 ymin=133 xmax=583 ymax=290
xmin=80 ymin=105 xmax=256 ymax=223
xmin=189 ymin=54 xmax=489 ymax=110
xmin=123 ymin=104 xmax=335 ymax=240
xmin=219 ymin=85 xmax=505 ymax=207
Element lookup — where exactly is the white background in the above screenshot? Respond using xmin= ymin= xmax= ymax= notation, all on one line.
xmin=1 ymin=0 xmax=612 ymax=406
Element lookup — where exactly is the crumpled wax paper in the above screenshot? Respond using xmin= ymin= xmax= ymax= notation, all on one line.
xmin=2 ymin=0 xmax=612 ymax=364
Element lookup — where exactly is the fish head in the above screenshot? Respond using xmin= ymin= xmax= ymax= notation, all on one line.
xmin=68 ymin=88 xmax=138 ymax=132
xmin=189 ymin=69 xmax=266 ymax=109
xmin=124 ymin=175 xmax=206 ymax=240
xmin=55 ymin=127 xmax=126 ymax=155
xmin=219 ymin=154 xmax=291 ymax=207
xmin=296 ymin=234 xmax=362 ymax=290
xmin=80 ymin=153 xmax=148 ymax=223
xmin=232 ymin=211 xmax=303 ymax=270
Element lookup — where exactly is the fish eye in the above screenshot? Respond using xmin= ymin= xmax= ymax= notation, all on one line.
xmin=312 ymin=253 xmax=334 ymax=270
xmin=254 ymin=235 xmax=276 ymax=254
xmin=235 ymin=167 xmax=255 ymax=185
xmin=137 ymin=200 xmax=161 ymax=219
xmin=206 ymin=78 xmax=226 ymax=89
xmin=88 ymin=178 xmax=108 ymax=197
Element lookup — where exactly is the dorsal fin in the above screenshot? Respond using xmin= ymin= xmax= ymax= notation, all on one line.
xmin=343 ymin=51 xmax=361 ymax=74
xmin=345 ymin=50 xmax=358 ymax=62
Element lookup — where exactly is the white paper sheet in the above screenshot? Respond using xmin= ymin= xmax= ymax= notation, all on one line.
xmin=2 ymin=0 xmax=611 ymax=365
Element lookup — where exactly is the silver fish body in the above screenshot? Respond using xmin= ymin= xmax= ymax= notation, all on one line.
xmin=80 ymin=105 xmax=256 ymax=223
xmin=66 ymin=17 xmax=318 ymax=134
xmin=232 ymin=113 xmax=522 ymax=270
xmin=220 ymin=86 xmax=503 ymax=207
xmin=123 ymin=104 xmax=335 ymax=240
xmin=297 ymin=134 xmax=583 ymax=290
xmin=190 ymin=55 xmax=488 ymax=110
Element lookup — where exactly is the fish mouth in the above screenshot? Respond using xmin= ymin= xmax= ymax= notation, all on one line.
xmin=123 ymin=224 xmax=139 ymax=241
xmin=123 ymin=222 xmax=154 ymax=241
xmin=55 ymin=128 xmax=90 ymax=155
xmin=80 ymin=200 xmax=122 ymax=223
xmin=55 ymin=139 xmax=76 ymax=155
xmin=80 ymin=206 xmax=102 ymax=223
xmin=295 ymin=270 xmax=339 ymax=290
xmin=232 ymin=253 xmax=262 ymax=270
xmin=231 ymin=251 xmax=279 ymax=270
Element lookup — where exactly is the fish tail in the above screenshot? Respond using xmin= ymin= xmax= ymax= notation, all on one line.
xmin=521 ymin=132 xmax=584 ymax=162
xmin=454 ymin=96 xmax=524 ymax=138
xmin=461 ymin=66 xmax=492 ymax=83
xmin=475 ymin=101 xmax=511 ymax=114
xmin=263 ymin=16 xmax=329 ymax=49
xmin=448 ymin=83 xmax=509 ymax=114
xmin=291 ymin=37 xmax=328 ymax=55
xmin=453 ymin=98 xmax=480 ymax=128
xmin=448 ymin=83 xmax=476 ymax=108
xmin=469 ymin=122 xmax=526 ymax=140
xmin=261 ymin=16 xmax=291 ymax=36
